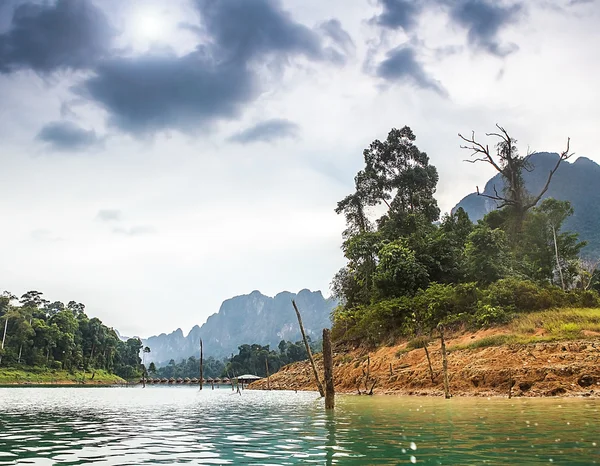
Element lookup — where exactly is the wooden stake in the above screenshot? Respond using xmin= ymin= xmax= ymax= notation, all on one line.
xmin=265 ymin=356 xmax=271 ymax=390
xmin=438 ymin=325 xmax=451 ymax=399
xmin=292 ymin=300 xmax=325 ymax=397
xmin=424 ymin=344 xmax=435 ymax=383
xmin=199 ymin=339 xmax=203 ymax=391
xmin=323 ymin=328 xmax=334 ymax=409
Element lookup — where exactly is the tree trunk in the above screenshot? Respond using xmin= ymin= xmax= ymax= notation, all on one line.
xmin=292 ymin=300 xmax=325 ymax=397
xmin=552 ymin=224 xmax=566 ymax=291
xmin=199 ymin=339 xmax=203 ymax=391
xmin=323 ymin=328 xmax=335 ymax=409
xmin=17 ymin=344 xmax=22 ymax=364
xmin=439 ymin=326 xmax=451 ymax=399
xmin=424 ymin=345 xmax=435 ymax=383
xmin=0 ymin=317 xmax=8 ymax=365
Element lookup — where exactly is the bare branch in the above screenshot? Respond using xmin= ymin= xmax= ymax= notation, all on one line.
xmin=526 ymin=138 xmax=573 ymax=209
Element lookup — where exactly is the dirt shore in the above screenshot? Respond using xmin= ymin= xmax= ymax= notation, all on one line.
xmin=251 ymin=331 xmax=600 ymax=397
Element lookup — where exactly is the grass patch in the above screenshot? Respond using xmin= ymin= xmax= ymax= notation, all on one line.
xmin=406 ymin=336 xmax=431 ymax=350
xmin=510 ymin=308 xmax=600 ymax=338
xmin=450 ymin=308 xmax=600 ymax=351
xmin=0 ymin=368 xmax=125 ymax=385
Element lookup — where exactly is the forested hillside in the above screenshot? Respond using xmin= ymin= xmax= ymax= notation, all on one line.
xmin=331 ymin=126 xmax=600 ymax=345
xmin=0 ymin=291 xmax=144 ymax=380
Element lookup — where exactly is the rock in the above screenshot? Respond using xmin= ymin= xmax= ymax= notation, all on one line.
xmin=519 ymin=381 xmax=533 ymax=392
xmin=578 ymin=374 xmax=596 ymax=388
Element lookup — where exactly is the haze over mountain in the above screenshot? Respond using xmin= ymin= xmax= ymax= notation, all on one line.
xmin=453 ymin=153 xmax=600 ymax=256
xmin=143 ymin=289 xmax=335 ymax=365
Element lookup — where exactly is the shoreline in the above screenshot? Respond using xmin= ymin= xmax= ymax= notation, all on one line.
xmin=250 ymin=334 xmax=600 ymax=398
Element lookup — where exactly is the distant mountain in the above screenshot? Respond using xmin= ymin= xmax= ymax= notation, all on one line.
xmin=143 ymin=289 xmax=336 ymax=365
xmin=453 ymin=153 xmax=600 ymax=256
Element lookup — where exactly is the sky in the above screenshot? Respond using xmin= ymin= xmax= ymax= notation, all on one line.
xmin=1 ymin=0 xmax=599 ymax=338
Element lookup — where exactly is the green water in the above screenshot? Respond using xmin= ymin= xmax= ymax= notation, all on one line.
xmin=0 ymin=387 xmax=598 ymax=465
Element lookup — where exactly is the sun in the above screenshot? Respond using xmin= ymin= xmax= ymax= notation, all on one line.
xmin=132 ymin=10 xmax=167 ymax=43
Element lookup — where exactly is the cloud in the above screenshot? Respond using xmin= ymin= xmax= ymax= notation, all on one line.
xmin=113 ymin=226 xmax=156 ymax=236
xmin=36 ymin=121 xmax=104 ymax=152
xmin=0 ymin=0 xmax=114 ymax=74
xmin=375 ymin=45 xmax=446 ymax=95
xmin=228 ymin=119 xmax=299 ymax=144
xmin=75 ymin=51 xmax=257 ymax=135
xmin=194 ymin=0 xmax=324 ymax=63
xmin=447 ymin=0 xmax=523 ymax=56
xmin=369 ymin=0 xmax=523 ymax=57
xmin=96 ymin=209 xmax=122 ymax=222
xmin=371 ymin=0 xmax=422 ymax=31
xmin=318 ymin=19 xmax=356 ymax=64
xmin=31 ymin=229 xmax=62 ymax=242
xmin=73 ymin=0 xmax=348 ymax=136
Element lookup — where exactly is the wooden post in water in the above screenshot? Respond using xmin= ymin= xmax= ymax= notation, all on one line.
xmin=265 ymin=356 xmax=271 ymax=390
xmin=323 ymin=328 xmax=335 ymax=410
xmin=292 ymin=299 xmax=325 ymax=397
xmin=199 ymin=339 xmax=203 ymax=391
xmin=438 ymin=325 xmax=451 ymax=399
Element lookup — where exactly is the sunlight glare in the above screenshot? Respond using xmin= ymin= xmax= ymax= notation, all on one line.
xmin=132 ymin=10 xmax=166 ymax=43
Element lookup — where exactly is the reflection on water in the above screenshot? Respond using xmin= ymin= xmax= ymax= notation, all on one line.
xmin=0 ymin=387 xmax=598 ymax=465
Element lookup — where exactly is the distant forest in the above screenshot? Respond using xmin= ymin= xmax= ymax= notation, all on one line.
xmin=0 ymin=289 xmax=319 ymax=381
xmin=0 ymin=290 xmax=144 ymax=379
xmin=153 ymin=339 xmax=321 ymax=379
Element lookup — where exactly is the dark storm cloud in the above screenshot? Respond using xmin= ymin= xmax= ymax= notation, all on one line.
xmin=74 ymin=0 xmax=349 ymax=136
xmin=447 ymin=0 xmax=523 ymax=56
xmin=75 ymin=51 xmax=257 ymax=135
xmin=371 ymin=0 xmax=422 ymax=31
xmin=194 ymin=0 xmax=324 ymax=62
xmin=370 ymin=0 xmax=523 ymax=57
xmin=228 ymin=119 xmax=299 ymax=144
xmin=36 ymin=121 xmax=103 ymax=151
xmin=0 ymin=0 xmax=113 ymax=74
xmin=375 ymin=46 xmax=446 ymax=95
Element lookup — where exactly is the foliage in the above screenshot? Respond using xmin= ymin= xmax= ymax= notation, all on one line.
xmin=0 ymin=290 xmax=143 ymax=380
xmin=331 ymin=125 xmax=596 ymax=348
xmin=155 ymin=339 xmax=318 ymax=380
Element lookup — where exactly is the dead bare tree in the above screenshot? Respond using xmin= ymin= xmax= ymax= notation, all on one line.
xmin=576 ymin=257 xmax=600 ymax=290
xmin=292 ymin=300 xmax=325 ymax=397
xmin=438 ymin=325 xmax=451 ymax=399
xmin=458 ymin=125 xmax=572 ymax=232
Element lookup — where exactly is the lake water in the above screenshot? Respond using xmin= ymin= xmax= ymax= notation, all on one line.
xmin=0 ymin=387 xmax=598 ymax=465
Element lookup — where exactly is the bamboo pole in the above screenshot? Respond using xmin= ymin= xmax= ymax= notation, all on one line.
xmin=199 ymin=339 xmax=203 ymax=391
xmin=438 ymin=325 xmax=451 ymax=399
xmin=323 ymin=328 xmax=334 ymax=409
xmin=292 ymin=300 xmax=325 ymax=397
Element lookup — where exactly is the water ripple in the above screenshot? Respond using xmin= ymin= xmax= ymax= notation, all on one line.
xmin=0 ymin=387 xmax=599 ymax=465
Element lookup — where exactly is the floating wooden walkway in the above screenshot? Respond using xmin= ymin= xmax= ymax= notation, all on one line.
xmin=140 ymin=377 xmax=231 ymax=385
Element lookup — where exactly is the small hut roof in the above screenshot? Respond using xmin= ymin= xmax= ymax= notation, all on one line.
xmin=191 ymin=378 xmax=198 ymax=383
xmin=237 ymin=374 xmax=262 ymax=380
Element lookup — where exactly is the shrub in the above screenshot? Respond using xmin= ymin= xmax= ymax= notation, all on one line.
xmin=473 ymin=304 xmax=511 ymax=327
